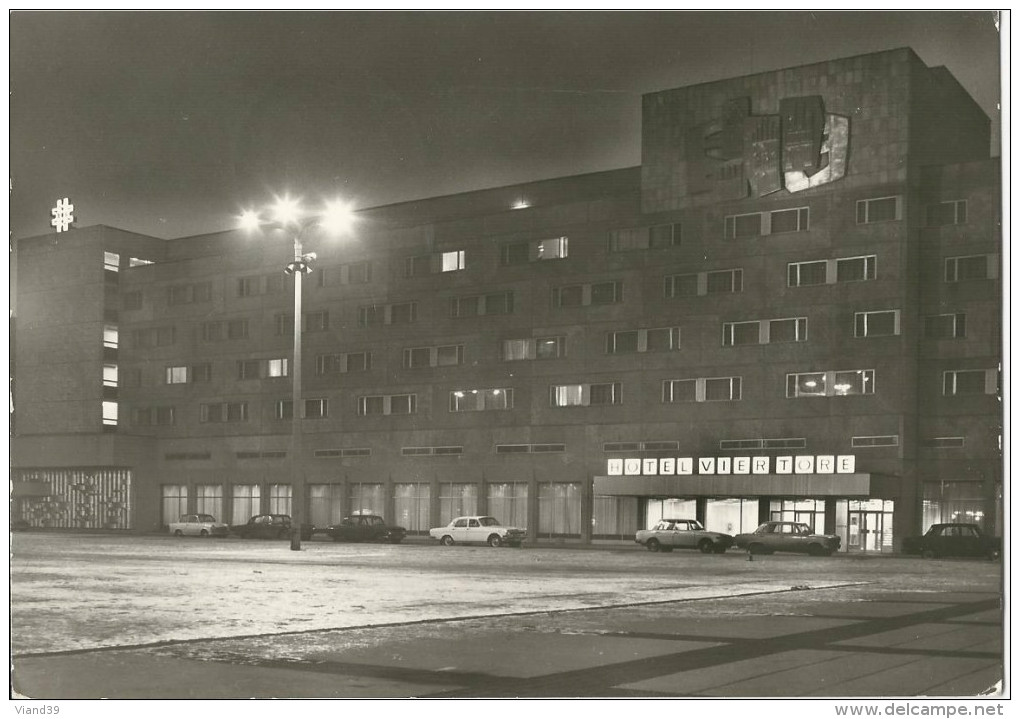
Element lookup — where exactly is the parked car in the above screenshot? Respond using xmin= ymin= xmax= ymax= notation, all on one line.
xmin=734 ymin=521 xmax=841 ymax=556
xmin=635 ymin=518 xmax=733 ymax=554
xmin=429 ymin=516 xmax=526 ymax=547
xmin=231 ymin=514 xmax=313 ymax=540
xmin=328 ymin=514 xmax=406 ymax=544
xmin=169 ymin=513 xmax=228 ymax=537
xmin=902 ymin=523 xmax=1001 ymax=560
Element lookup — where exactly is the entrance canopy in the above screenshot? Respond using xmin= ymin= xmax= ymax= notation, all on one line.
xmin=594 ymin=473 xmax=897 ymax=498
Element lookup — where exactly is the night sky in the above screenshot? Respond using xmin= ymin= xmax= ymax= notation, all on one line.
xmin=9 ymin=11 xmax=1002 ymax=240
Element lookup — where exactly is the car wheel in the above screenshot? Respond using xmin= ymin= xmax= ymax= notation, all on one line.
xmin=646 ymin=539 xmax=661 ymax=552
xmin=698 ymin=539 xmax=714 ymax=554
xmin=173 ymin=530 xmax=183 ymax=537
xmin=488 ymin=534 xmax=503 ymax=548
xmin=808 ymin=544 xmax=826 ymax=557
xmin=200 ymin=529 xmax=209 ymax=537
xmin=921 ymin=548 xmax=937 ymax=559
xmin=441 ymin=535 xmax=455 ymax=546
xmin=987 ymin=547 xmax=1001 ymax=561
xmin=713 ymin=545 xmax=728 ymax=554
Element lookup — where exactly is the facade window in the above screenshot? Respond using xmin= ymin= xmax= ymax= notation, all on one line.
xmin=942 ymin=369 xmax=996 ymax=396
xmin=132 ymin=326 xmax=175 ymax=348
xmin=191 ymin=363 xmax=212 ymax=383
xmin=769 ymin=207 xmax=810 ymax=234
xmin=922 ymin=437 xmax=966 ymax=449
xmin=122 ymin=291 xmax=142 ymax=310
xmin=237 ymin=276 xmax=261 ymax=297
xmin=706 ymin=269 xmax=743 ymax=295
xmin=267 ymin=358 xmax=289 ymax=378
xmin=788 ymin=256 xmax=876 ymax=286
xmin=231 ymin=485 xmax=261 ymax=525
xmin=488 ymin=483 xmax=528 ymax=527
xmin=926 ymin=200 xmax=967 ymax=227
xmin=662 ymin=376 xmax=741 ymax=402
xmin=305 ymin=310 xmax=329 ymax=333
xmin=161 ymin=485 xmax=188 ymax=526
xmin=165 ymin=365 xmax=188 ymax=384
xmin=103 ymin=364 xmax=119 ymax=387
xmin=102 ymin=400 xmax=118 ymax=427
xmin=439 ymin=484 xmax=478 ymax=525
xmin=723 ymin=317 xmax=806 ymax=345
xmin=406 ymin=251 xmax=466 ymax=277
xmin=195 ymin=485 xmax=223 ymax=521
xmin=501 ymin=237 xmax=568 ymax=264
xmin=393 ymin=483 xmax=431 ymax=532
xmin=836 ymin=255 xmax=877 ymax=283
xmin=606 ymin=327 xmax=680 ymax=353
xmin=404 ymin=344 xmax=464 ymax=369
xmin=451 ymin=292 xmax=514 ymax=317
xmin=358 ymin=302 xmax=418 ymax=326
xmin=854 ymin=310 xmax=901 ymax=338
xmin=450 ymin=388 xmax=513 ymax=412
xmin=275 ymin=314 xmax=295 ymax=336
xmin=201 ymin=401 xmax=248 ymax=423
xmin=856 ymin=196 xmax=902 ymax=224
xmin=786 ymin=369 xmax=875 ymax=398
xmin=924 ymin=313 xmax=967 ymax=339
xmin=945 ymin=254 xmax=998 ymax=282
xmin=168 ymin=282 xmax=212 ymax=305
xmin=227 ymin=319 xmax=249 ymax=340
xmin=134 ymin=406 xmax=175 ymax=426
xmin=719 ymin=438 xmax=806 ymax=450
xmin=502 ymin=336 xmax=565 ymax=361
xmin=317 ymin=352 xmax=371 ymax=374
xmin=724 ymin=212 xmax=763 ymax=239
xmin=237 ymin=359 xmax=259 ymax=380
xmin=304 ymin=398 xmax=328 ymax=419
xmin=319 ymin=261 xmax=372 ymax=287
xmin=607 ymin=224 xmax=680 ymax=252
xmin=553 ymin=281 xmax=623 ymax=307
xmin=357 ymin=394 xmax=417 ymax=416
xmin=852 ymin=435 xmax=900 ymax=448
xmin=923 ymin=481 xmax=990 ymax=533
xmin=103 ymin=251 xmax=121 ymax=272
xmin=538 ymin=483 xmax=582 ymax=537
xmin=268 ymin=484 xmax=291 ymax=515
xmin=275 ymin=400 xmax=293 ymax=420
xmin=551 ymin=382 xmax=621 ymax=407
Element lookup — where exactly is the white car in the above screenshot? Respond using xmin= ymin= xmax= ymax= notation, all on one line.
xmin=169 ymin=513 xmax=228 ymax=537
xmin=429 ymin=516 xmax=527 ymax=547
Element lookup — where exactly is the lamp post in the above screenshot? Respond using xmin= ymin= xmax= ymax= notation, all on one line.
xmin=240 ymin=196 xmax=355 ymax=551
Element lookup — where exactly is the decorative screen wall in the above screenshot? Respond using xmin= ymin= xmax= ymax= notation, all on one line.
xmin=12 ymin=468 xmax=132 ymax=529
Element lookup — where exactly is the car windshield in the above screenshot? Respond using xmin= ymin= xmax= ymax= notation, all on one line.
xmin=196 ymin=514 xmax=216 ymax=522
xmin=479 ymin=517 xmax=501 ymax=527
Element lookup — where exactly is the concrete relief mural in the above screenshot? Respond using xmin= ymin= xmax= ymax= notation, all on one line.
xmin=688 ymin=95 xmax=849 ymax=200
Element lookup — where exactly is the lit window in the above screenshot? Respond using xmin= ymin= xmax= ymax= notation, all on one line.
xmin=450 ymin=388 xmax=513 ymax=412
xmin=103 ymin=364 xmax=119 ymax=387
xmin=787 ymin=370 xmax=874 ymax=398
xmin=441 ymin=250 xmax=466 ymax=272
xmin=102 ymin=401 xmax=118 ymax=426
xmin=267 ymin=359 xmax=289 ymax=378
xmin=103 ymin=325 xmax=119 ymax=348
xmin=165 ymin=366 xmax=188 ymax=384
xmin=103 ymin=252 xmax=120 ymax=272
xmin=551 ymin=385 xmax=584 ymax=407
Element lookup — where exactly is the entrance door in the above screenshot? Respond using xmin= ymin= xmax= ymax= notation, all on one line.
xmin=848 ymin=510 xmax=884 ymax=552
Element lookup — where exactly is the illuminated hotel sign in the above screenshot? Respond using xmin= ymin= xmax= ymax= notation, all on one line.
xmin=607 ymin=455 xmax=856 ymax=476
xmin=687 ymin=95 xmax=849 ymax=201
xmin=50 ymin=197 xmax=75 ymax=233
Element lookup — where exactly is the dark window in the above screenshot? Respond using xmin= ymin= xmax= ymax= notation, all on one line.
xmin=589 ymin=382 xmax=621 ymax=405
xmin=770 ymin=207 xmax=809 ymax=234
xmin=706 ymin=270 xmax=742 ymax=294
xmin=227 ymin=319 xmax=249 ymax=340
xmin=501 ymin=242 xmax=530 ymax=265
xmin=789 ymin=261 xmax=827 ymax=287
xmin=554 ymin=285 xmax=583 ymax=307
xmin=664 ymin=274 xmax=698 ymax=298
xmin=238 ymin=359 xmax=260 ymax=379
xmin=924 ymin=314 xmax=966 ymax=340
xmin=591 ymin=281 xmax=622 ymax=305
xmin=607 ymin=331 xmax=639 ymax=354
xmin=836 ymin=256 xmax=876 ymax=282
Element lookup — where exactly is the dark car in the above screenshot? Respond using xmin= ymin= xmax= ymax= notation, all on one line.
xmin=734 ymin=521 xmax=841 ymax=556
xmin=231 ymin=514 xmax=313 ymax=540
xmin=327 ymin=514 xmax=406 ymax=544
xmin=902 ymin=523 xmax=1001 ymax=560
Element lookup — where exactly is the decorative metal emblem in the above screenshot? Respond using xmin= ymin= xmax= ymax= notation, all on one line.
xmin=50 ymin=197 xmax=75 ymax=232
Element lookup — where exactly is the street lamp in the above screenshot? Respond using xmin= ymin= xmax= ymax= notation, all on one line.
xmin=240 ymin=195 xmax=356 ymax=550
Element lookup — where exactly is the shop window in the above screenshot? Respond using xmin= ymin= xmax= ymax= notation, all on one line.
xmin=309 ymin=484 xmax=344 ymax=529
xmin=394 ymin=483 xmax=431 ymax=532
xmin=488 ymin=483 xmax=528 ymax=527
xmin=922 ymin=481 xmax=989 ymax=532
xmin=349 ymin=483 xmax=385 ymax=517
xmin=231 ymin=484 xmax=261 ymax=525
xmin=538 ymin=483 xmax=581 ymax=538
xmin=161 ymin=484 xmax=188 ymax=527
xmin=593 ymin=496 xmax=639 ymax=539
xmin=195 ymin=485 xmax=223 ymax=521
xmin=439 ymin=483 xmax=478 ymax=525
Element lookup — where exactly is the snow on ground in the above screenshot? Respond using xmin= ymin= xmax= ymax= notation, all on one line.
xmin=10 ymin=533 xmax=998 ymax=655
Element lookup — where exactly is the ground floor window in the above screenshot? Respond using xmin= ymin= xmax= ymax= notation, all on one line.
xmin=309 ymin=484 xmax=344 ymax=528
xmin=488 ymin=483 xmax=528 ymax=527
xmin=195 ymin=484 xmax=223 ymax=521
xmin=349 ymin=483 xmax=385 ymax=516
xmin=161 ymin=484 xmax=187 ymax=527
xmin=440 ymin=483 xmax=478 ymax=525
xmin=538 ymin=483 xmax=581 ymax=537
xmin=922 ymin=481 xmax=989 ymax=533
xmin=644 ymin=498 xmax=697 ymax=528
xmin=268 ymin=484 xmax=292 ymax=515
xmin=704 ymin=498 xmax=759 ymax=535
xmin=593 ymin=496 xmax=638 ymax=539
xmin=231 ymin=484 xmax=261 ymax=524
xmin=769 ymin=499 xmax=825 ymax=532
xmin=394 ymin=483 xmax=430 ymax=532
xmin=836 ymin=499 xmax=894 ymax=553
